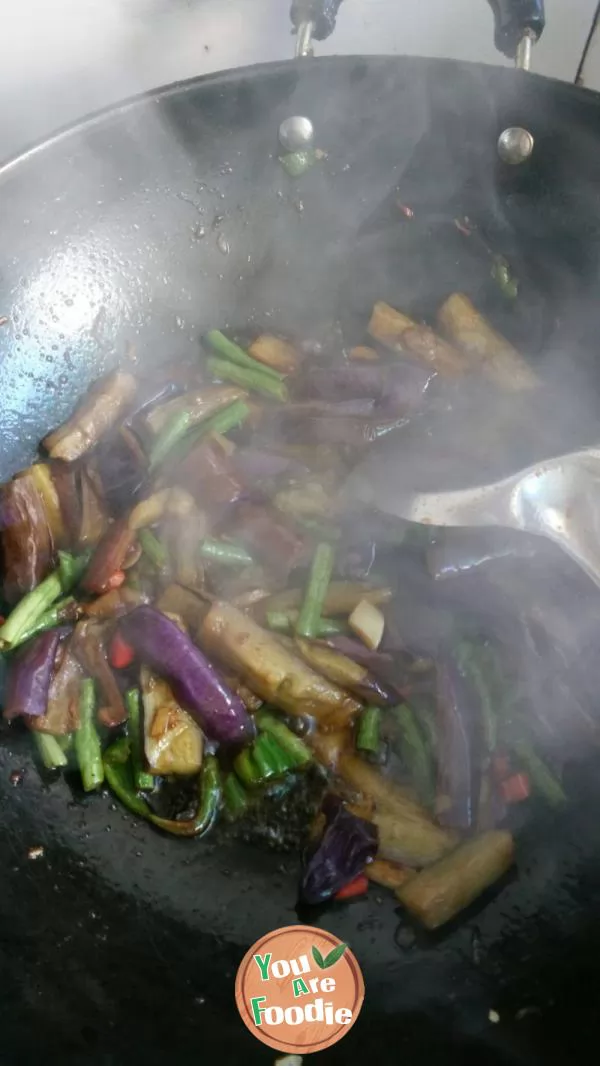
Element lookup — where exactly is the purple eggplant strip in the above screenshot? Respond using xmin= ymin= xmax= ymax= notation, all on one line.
xmin=304 ymin=362 xmax=435 ymax=414
xmin=127 ymin=379 xmax=179 ymax=422
xmin=232 ymin=448 xmax=308 ymax=484
xmin=300 ymin=794 xmax=378 ymax=904
xmin=5 ymin=628 xmax=68 ymax=720
xmin=325 ymin=634 xmax=393 ymax=671
xmin=120 ymin=606 xmax=254 ymax=746
xmin=436 ymin=653 xmax=481 ymax=831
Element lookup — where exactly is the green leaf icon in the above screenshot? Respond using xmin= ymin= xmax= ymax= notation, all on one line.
xmin=323 ymin=942 xmax=348 ymax=968
xmin=311 ymin=945 xmax=326 ymax=969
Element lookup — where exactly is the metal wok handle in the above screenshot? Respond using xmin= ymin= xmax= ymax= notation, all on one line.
xmin=487 ymin=0 xmax=546 ymax=65
xmin=290 ymin=0 xmax=345 ymax=56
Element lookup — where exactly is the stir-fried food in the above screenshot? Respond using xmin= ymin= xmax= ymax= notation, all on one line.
xmin=0 ymin=296 xmax=573 ymax=930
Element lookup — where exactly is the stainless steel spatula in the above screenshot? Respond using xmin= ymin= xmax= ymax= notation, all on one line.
xmin=346 ymin=447 xmax=600 ymax=588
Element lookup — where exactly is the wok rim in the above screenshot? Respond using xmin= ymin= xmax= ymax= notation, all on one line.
xmin=1 ymin=54 xmax=596 ymax=182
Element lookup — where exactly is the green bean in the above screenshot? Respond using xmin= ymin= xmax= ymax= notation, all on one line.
xmin=199 ymin=539 xmax=254 ymax=566
xmin=167 ymin=399 xmax=251 ymax=466
xmin=196 ymin=399 xmax=250 ymax=438
xmin=223 ymin=773 xmax=248 ymax=819
xmin=0 ymin=552 xmax=89 ymax=649
xmin=149 ymin=410 xmax=193 ymax=470
xmin=150 ymin=393 xmax=253 ymax=469
xmin=74 ymin=679 xmax=104 ymax=792
xmin=206 ymin=356 xmax=288 ymax=402
xmin=457 ymin=642 xmax=498 ymax=753
xmin=255 ymin=711 xmax=312 ymax=768
xmin=126 ymin=688 xmax=154 ymax=791
xmin=410 ymin=694 xmax=438 ymax=758
xmin=392 ymin=704 xmax=435 ymax=807
xmin=205 ymin=330 xmax=283 ymax=381
xmin=289 ymin=515 xmax=341 ymax=542
xmin=512 ymin=739 xmax=567 ymax=808
xmin=138 ymin=529 xmax=168 ymax=570
xmin=266 ymin=610 xmax=344 ymax=636
xmin=58 ymin=549 xmax=91 ymax=588
xmin=295 ymin=542 xmax=335 ymax=639
xmin=356 ymin=705 xmax=381 ymax=754
xmin=14 ymin=597 xmax=78 ymax=648
xmin=33 ymin=732 xmax=68 ymax=770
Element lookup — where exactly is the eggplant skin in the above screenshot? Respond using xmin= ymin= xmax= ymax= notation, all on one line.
xmin=396 ymin=830 xmax=515 ymax=929
xmin=43 ymin=371 xmax=137 ymax=461
xmin=1 ymin=473 xmax=54 ymax=603
xmin=436 ymin=655 xmax=480 ymax=831
xmin=200 ymin=601 xmax=361 ymax=728
xmin=368 ymin=301 xmax=467 ymax=376
xmin=27 ymin=641 xmax=83 ymax=735
xmin=121 ymin=605 xmax=253 ymax=745
xmin=300 ymin=796 xmax=378 ymax=904
xmin=340 ymin=754 xmax=457 ymax=867
xmin=5 ymin=630 xmax=66 ymax=721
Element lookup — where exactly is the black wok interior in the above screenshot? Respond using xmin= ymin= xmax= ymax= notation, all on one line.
xmin=2 ymin=56 xmax=600 ymax=1064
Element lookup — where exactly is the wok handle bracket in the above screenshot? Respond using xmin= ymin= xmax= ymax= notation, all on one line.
xmin=487 ymin=0 xmax=545 ymax=62
xmin=290 ymin=0 xmax=344 ymax=55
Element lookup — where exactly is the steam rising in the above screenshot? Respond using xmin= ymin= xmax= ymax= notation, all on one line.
xmin=2 ymin=0 xmax=600 ymax=772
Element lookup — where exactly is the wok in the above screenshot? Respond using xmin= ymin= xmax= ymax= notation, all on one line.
xmin=2 ymin=1 xmax=600 ymax=1062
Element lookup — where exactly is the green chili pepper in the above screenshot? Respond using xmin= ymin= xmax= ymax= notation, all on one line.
xmin=206 ymin=356 xmax=288 ymax=402
xmin=0 ymin=551 xmax=89 ymax=649
xmin=223 ymin=772 xmax=248 ymax=819
xmin=392 ymin=703 xmax=435 ymax=807
xmin=74 ymin=679 xmax=104 ymax=792
xmin=104 ymin=738 xmax=152 ymax=818
xmin=104 ymin=740 xmax=222 ymax=835
xmin=199 ymin=539 xmax=254 ymax=566
xmin=295 ymin=541 xmax=335 ymax=639
xmin=356 ymin=705 xmax=381 ymax=755
xmin=151 ymin=756 xmax=221 ymax=837
xmin=233 ymin=747 xmax=263 ymax=788
xmin=255 ymin=711 xmax=312 ymax=768
xmin=251 ymin=734 xmax=279 ymax=781
xmin=259 ymin=733 xmax=294 ymax=775
xmin=33 ymin=731 xmax=68 ymax=770
xmin=126 ymin=688 xmax=154 ymax=791
xmin=138 ymin=529 xmax=168 ymax=570
xmin=205 ymin=330 xmax=283 ymax=381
